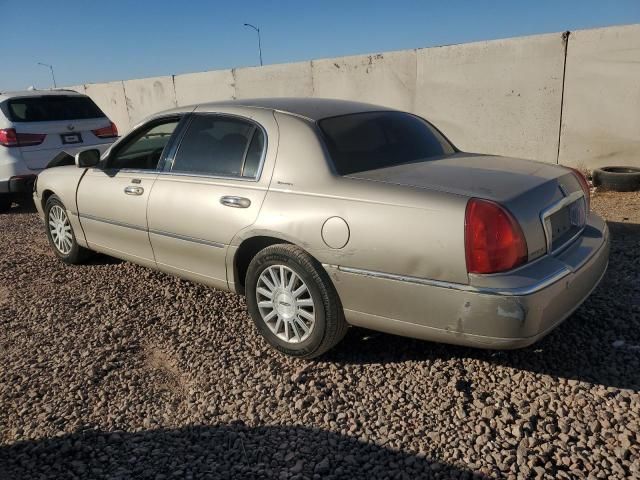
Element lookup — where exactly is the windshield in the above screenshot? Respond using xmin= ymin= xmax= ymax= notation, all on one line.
xmin=319 ymin=111 xmax=455 ymax=175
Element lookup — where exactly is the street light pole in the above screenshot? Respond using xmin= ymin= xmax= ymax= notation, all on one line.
xmin=243 ymin=23 xmax=263 ymax=66
xmin=37 ymin=62 xmax=57 ymax=88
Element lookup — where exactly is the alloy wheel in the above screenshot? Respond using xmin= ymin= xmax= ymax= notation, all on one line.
xmin=256 ymin=265 xmax=316 ymax=343
xmin=48 ymin=205 xmax=73 ymax=255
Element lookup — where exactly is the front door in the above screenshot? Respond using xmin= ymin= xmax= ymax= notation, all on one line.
xmin=76 ymin=117 xmax=182 ymax=267
xmin=147 ymin=110 xmax=278 ymax=289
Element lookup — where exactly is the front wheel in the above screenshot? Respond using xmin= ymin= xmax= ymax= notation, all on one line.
xmin=245 ymin=244 xmax=348 ymax=358
xmin=45 ymin=195 xmax=91 ymax=264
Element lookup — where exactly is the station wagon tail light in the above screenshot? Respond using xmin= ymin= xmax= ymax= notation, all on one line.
xmin=567 ymin=167 xmax=590 ymax=211
xmin=0 ymin=128 xmax=46 ymax=147
xmin=465 ymin=198 xmax=528 ymax=274
xmin=92 ymin=122 xmax=118 ymax=138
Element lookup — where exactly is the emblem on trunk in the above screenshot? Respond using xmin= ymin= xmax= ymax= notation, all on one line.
xmin=67 ymin=124 xmax=75 ymax=131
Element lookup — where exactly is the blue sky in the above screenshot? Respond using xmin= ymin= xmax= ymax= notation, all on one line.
xmin=2 ymin=0 xmax=639 ymax=91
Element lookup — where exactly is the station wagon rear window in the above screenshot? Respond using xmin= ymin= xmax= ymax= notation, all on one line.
xmin=319 ymin=111 xmax=455 ymax=175
xmin=7 ymin=96 xmax=105 ymax=122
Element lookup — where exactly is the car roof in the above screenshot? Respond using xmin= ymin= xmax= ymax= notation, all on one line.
xmin=0 ymin=89 xmax=86 ymax=102
xmin=195 ymin=97 xmax=395 ymax=121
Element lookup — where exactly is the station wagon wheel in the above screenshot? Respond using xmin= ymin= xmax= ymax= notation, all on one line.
xmin=256 ymin=265 xmax=316 ymax=343
xmin=246 ymin=244 xmax=349 ymax=359
xmin=44 ymin=195 xmax=91 ymax=264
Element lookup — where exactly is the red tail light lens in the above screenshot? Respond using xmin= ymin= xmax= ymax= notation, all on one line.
xmin=465 ymin=198 xmax=528 ymax=274
xmin=567 ymin=167 xmax=590 ymax=211
xmin=92 ymin=122 xmax=118 ymax=139
xmin=0 ymin=128 xmax=18 ymax=147
xmin=0 ymin=128 xmax=46 ymax=147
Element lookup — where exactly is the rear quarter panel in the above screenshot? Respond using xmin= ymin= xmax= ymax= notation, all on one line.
xmin=233 ymin=112 xmax=470 ymax=285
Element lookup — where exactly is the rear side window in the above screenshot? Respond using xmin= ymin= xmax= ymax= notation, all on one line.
xmin=172 ymin=115 xmax=265 ymax=178
xmin=7 ymin=96 xmax=105 ymax=122
xmin=319 ymin=111 xmax=455 ymax=175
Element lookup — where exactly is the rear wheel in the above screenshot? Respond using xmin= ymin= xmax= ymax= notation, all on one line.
xmin=246 ymin=244 xmax=348 ymax=358
xmin=45 ymin=195 xmax=91 ymax=264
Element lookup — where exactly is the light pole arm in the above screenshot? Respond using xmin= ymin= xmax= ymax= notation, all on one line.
xmin=243 ymin=23 xmax=263 ymax=66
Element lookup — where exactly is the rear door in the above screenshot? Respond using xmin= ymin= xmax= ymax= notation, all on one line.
xmin=147 ymin=109 xmax=278 ymax=290
xmin=6 ymin=95 xmax=116 ymax=169
xmin=76 ymin=115 xmax=183 ymax=267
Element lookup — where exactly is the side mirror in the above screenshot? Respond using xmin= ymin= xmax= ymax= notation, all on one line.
xmin=75 ymin=149 xmax=101 ymax=168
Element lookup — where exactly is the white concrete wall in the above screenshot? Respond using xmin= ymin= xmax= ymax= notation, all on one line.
xmin=559 ymin=24 xmax=640 ymax=169
xmin=68 ymin=24 xmax=640 ymax=168
xmin=83 ymin=81 xmax=130 ymax=134
xmin=414 ymin=33 xmax=566 ymax=164
xmin=174 ymin=69 xmax=236 ymax=106
xmin=122 ymin=76 xmax=177 ymax=127
xmin=235 ymin=61 xmax=313 ymax=98
xmin=311 ymin=51 xmax=416 ymax=111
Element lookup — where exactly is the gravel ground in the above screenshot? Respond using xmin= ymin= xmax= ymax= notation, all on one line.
xmin=0 ymin=191 xmax=639 ymax=479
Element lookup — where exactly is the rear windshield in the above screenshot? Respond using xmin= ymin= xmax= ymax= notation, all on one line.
xmin=6 ymin=96 xmax=105 ymax=122
xmin=318 ymin=111 xmax=455 ymax=175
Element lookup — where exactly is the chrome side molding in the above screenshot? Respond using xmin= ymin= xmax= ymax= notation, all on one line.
xmin=331 ymin=265 xmax=571 ymax=297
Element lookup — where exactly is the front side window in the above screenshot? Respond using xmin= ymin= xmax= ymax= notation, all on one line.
xmin=171 ymin=115 xmax=265 ymax=178
xmin=108 ymin=119 xmax=180 ymax=170
xmin=319 ymin=111 xmax=455 ymax=175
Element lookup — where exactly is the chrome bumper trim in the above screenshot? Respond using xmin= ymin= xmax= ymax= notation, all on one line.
xmin=334 ymin=265 xmax=572 ymax=296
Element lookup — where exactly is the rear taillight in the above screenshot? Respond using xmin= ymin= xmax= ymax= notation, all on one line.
xmin=0 ymin=128 xmax=46 ymax=147
xmin=0 ymin=128 xmax=17 ymax=147
xmin=465 ymin=198 xmax=528 ymax=274
xmin=92 ymin=122 xmax=118 ymax=138
xmin=567 ymin=167 xmax=590 ymax=211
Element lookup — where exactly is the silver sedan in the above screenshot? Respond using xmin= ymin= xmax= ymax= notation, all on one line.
xmin=33 ymin=98 xmax=609 ymax=358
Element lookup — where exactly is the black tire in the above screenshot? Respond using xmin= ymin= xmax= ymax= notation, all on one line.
xmin=246 ymin=244 xmax=348 ymax=358
xmin=592 ymin=166 xmax=640 ymax=192
xmin=44 ymin=195 xmax=91 ymax=264
xmin=0 ymin=195 xmax=10 ymax=213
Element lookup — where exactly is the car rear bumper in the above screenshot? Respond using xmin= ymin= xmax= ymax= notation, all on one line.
xmin=0 ymin=150 xmax=36 ymax=194
xmin=325 ymin=213 xmax=610 ymax=349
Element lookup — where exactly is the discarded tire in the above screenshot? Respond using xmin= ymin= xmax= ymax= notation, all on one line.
xmin=592 ymin=166 xmax=640 ymax=192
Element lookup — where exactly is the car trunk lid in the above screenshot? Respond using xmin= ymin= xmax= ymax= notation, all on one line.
xmin=348 ymin=153 xmax=587 ymax=262
xmin=346 ymin=153 xmax=570 ymax=202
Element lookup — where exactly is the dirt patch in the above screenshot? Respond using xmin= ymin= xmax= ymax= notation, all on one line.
xmin=143 ymin=344 xmax=190 ymax=395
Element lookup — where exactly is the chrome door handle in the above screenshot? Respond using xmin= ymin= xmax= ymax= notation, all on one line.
xmin=124 ymin=186 xmax=144 ymax=196
xmin=220 ymin=196 xmax=251 ymax=208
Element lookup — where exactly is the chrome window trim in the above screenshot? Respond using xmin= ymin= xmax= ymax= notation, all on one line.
xmin=101 ymin=114 xmax=185 ymax=171
xmin=167 ymin=112 xmax=268 ymax=183
xmin=331 ymin=265 xmax=571 ymax=297
xmin=154 ymin=170 xmax=268 ymax=184
xmin=540 ymin=190 xmax=586 ymax=255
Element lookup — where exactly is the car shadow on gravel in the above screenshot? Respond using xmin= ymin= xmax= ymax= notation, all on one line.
xmin=2 ymin=200 xmax=36 ymax=214
xmin=326 ymin=221 xmax=640 ymax=392
xmin=0 ymin=424 xmax=486 ymax=479
xmin=85 ymin=253 xmax=124 ymax=266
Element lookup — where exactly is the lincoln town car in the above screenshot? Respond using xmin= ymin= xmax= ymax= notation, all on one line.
xmin=33 ymin=98 xmax=610 ymax=358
